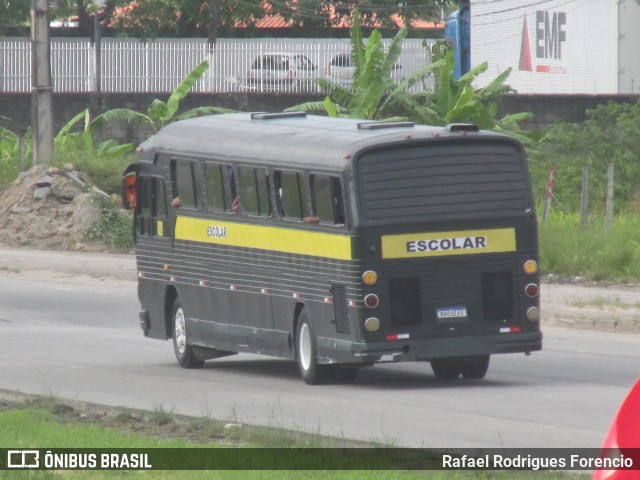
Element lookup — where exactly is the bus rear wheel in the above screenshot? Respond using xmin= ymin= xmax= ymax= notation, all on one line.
xmin=431 ymin=359 xmax=461 ymax=380
xmin=460 ymin=355 xmax=490 ymax=380
xmin=296 ymin=310 xmax=330 ymax=385
xmin=172 ymin=299 xmax=204 ymax=369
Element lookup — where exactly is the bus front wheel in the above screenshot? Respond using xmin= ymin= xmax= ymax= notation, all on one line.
xmin=296 ymin=310 xmax=330 ymax=385
xmin=172 ymin=299 xmax=204 ymax=369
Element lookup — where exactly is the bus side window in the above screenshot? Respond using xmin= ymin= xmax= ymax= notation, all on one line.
xmin=238 ymin=166 xmax=271 ymax=217
xmin=205 ymin=163 xmax=237 ymax=212
xmin=274 ymin=171 xmax=309 ymax=221
xmin=311 ymin=174 xmax=345 ymax=225
xmin=171 ymin=159 xmax=200 ymax=208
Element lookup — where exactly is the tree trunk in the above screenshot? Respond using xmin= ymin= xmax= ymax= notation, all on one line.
xmin=207 ymin=0 xmax=221 ymax=46
xmin=75 ymin=0 xmax=91 ymax=34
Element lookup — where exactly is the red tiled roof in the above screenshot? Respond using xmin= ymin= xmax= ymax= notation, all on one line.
xmin=239 ymin=13 xmax=444 ymax=30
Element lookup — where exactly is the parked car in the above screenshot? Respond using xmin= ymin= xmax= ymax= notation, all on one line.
xmin=325 ymin=53 xmax=404 ymax=87
xmin=246 ymin=52 xmax=318 ymax=91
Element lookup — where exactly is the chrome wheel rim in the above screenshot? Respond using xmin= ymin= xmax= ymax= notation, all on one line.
xmin=298 ymin=323 xmax=312 ymax=371
xmin=174 ymin=308 xmax=187 ymax=355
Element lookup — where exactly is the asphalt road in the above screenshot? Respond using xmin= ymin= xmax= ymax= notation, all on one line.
xmin=0 ymin=247 xmax=638 ymax=448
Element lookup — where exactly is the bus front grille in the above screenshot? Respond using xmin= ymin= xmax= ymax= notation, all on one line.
xmin=332 ymin=284 xmax=350 ymax=334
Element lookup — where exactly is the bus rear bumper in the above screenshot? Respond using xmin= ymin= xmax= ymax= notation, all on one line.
xmin=319 ymin=331 xmax=542 ymax=364
xmin=139 ymin=309 xmax=150 ymax=336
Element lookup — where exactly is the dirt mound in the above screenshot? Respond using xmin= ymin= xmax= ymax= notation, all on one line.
xmin=0 ymin=164 xmax=107 ymax=251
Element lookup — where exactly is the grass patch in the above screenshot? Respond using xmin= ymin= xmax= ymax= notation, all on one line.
xmin=0 ymin=397 xmax=586 ymax=480
xmin=570 ymin=295 xmax=640 ymax=309
xmin=539 ymin=213 xmax=640 ymax=282
xmin=82 ymin=203 xmax=134 ymax=250
xmin=51 ymin=152 xmax=134 ymax=196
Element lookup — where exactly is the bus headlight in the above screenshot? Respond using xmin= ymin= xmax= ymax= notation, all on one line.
xmin=364 ymin=317 xmax=380 ymax=332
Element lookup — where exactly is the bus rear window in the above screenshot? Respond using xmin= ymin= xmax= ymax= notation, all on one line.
xmin=357 ymin=142 xmax=531 ymax=223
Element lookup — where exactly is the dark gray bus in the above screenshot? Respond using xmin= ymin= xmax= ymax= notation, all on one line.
xmin=121 ymin=112 xmax=542 ymax=384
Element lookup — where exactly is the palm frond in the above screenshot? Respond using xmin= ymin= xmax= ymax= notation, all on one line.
xmin=174 ymin=106 xmax=237 ymax=121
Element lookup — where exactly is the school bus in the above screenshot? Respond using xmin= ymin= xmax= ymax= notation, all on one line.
xmin=121 ymin=112 xmax=542 ymax=384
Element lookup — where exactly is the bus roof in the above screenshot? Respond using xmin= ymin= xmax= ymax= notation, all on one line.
xmin=138 ymin=112 xmax=515 ymax=170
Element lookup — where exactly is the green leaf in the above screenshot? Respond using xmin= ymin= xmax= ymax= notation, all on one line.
xmin=285 ymin=101 xmax=330 ymax=115
xmin=162 ymin=60 xmax=209 ymax=122
xmin=477 ymin=67 xmax=514 ymax=99
xmin=91 ymin=108 xmax=154 ymax=131
xmin=351 ymin=8 xmax=365 ymax=80
xmin=459 ymin=61 xmax=488 ymax=84
xmin=147 ymin=99 xmax=169 ymax=122
xmin=174 ymin=106 xmax=237 ymax=121
xmin=380 ymin=26 xmax=407 ymax=79
xmin=323 ymin=97 xmax=338 ymax=117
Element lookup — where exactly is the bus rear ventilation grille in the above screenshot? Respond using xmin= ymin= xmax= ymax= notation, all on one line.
xmin=332 ymin=284 xmax=350 ymax=334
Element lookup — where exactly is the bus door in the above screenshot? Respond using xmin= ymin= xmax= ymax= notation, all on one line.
xmin=121 ymin=165 xmax=170 ymax=245
xmin=136 ymin=174 xmax=169 ymax=240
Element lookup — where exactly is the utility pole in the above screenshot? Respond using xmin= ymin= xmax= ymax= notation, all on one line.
xmin=31 ymin=0 xmax=54 ymax=164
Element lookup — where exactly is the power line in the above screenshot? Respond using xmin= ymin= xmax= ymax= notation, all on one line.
xmin=472 ymin=0 xmax=580 ymax=29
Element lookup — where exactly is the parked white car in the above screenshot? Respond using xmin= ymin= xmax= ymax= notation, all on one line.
xmin=246 ymin=52 xmax=318 ymax=91
xmin=325 ymin=53 xmax=404 ymax=87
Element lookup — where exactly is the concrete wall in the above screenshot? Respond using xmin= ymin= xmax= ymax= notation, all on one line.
xmin=496 ymin=94 xmax=640 ymax=131
xmin=1 ymin=92 xmax=639 ymax=145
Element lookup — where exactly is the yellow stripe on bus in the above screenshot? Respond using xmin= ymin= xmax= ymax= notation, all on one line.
xmin=175 ymin=216 xmax=353 ymax=260
xmin=381 ymin=228 xmax=516 ymax=259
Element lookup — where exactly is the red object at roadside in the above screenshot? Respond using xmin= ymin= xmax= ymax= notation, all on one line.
xmin=593 ymin=379 xmax=640 ymax=480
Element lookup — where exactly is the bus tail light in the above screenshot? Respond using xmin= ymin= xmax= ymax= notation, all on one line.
xmin=364 ymin=294 xmax=379 ymax=308
xmin=527 ymin=306 xmax=540 ymax=321
xmin=523 ymin=260 xmax=538 ymax=275
xmin=123 ymin=172 xmax=137 ymax=210
xmin=362 ymin=270 xmax=378 ymax=285
xmin=364 ymin=317 xmax=380 ymax=332
xmin=525 ymin=283 xmax=539 ymax=298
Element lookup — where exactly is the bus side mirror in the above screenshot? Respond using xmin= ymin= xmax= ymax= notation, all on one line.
xmin=122 ymin=172 xmax=137 ymax=210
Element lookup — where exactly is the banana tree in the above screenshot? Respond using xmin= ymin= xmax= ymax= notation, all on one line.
xmin=287 ymin=12 xmax=535 ymax=144
xmin=287 ymin=9 xmax=432 ymax=121
xmin=91 ymin=60 xmax=236 ymax=133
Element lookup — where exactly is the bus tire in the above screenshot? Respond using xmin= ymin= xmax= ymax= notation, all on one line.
xmin=431 ymin=359 xmax=461 ymax=380
xmin=460 ymin=355 xmax=490 ymax=380
xmin=172 ymin=299 xmax=204 ymax=369
xmin=296 ymin=310 xmax=330 ymax=385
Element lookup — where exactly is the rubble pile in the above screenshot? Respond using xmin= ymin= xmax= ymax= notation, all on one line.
xmin=0 ymin=164 xmax=107 ymax=250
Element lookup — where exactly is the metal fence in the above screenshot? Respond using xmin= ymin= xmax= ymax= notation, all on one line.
xmin=0 ymin=37 xmax=436 ymax=94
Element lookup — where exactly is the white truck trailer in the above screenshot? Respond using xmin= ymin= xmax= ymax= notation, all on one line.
xmin=470 ymin=0 xmax=640 ymax=94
